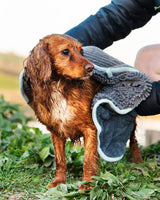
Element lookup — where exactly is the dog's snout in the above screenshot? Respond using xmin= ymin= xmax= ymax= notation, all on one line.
xmin=84 ymin=64 xmax=94 ymax=72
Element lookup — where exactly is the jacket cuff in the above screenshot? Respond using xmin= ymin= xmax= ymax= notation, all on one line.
xmin=135 ymin=81 xmax=160 ymax=116
xmin=137 ymin=0 xmax=156 ymax=10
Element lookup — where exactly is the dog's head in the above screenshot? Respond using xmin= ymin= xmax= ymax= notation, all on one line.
xmin=25 ymin=34 xmax=94 ymax=85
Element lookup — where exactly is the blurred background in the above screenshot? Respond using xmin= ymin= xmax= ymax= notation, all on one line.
xmin=0 ymin=0 xmax=160 ymax=146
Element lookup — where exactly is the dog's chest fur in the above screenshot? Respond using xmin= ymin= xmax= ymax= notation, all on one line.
xmin=50 ymin=81 xmax=94 ymax=139
xmin=50 ymin=85 xmax=80 ymax=138
xmin=51 ymin=90 xmax=72 ymax=125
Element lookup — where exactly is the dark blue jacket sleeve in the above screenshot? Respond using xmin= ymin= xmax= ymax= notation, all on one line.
xmin=65 ymin=0 xmax=158 ymax=49
xmin=65 ymin=0 xmax=160 ymax=116
xmin=135 ymin=81 xmax=160 ymax=116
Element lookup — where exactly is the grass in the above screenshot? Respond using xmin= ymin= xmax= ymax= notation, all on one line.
xmin=0 ymin=53 xmax=23 ymax=64
xmin=0 ymin=52 xmax=30 ymax=113
xmin=0 ymin=72 xmax=19 ymax=90
xmin=0 ymin=96 xmax=160 ymax=200
xmin=0 ymin=52 xmax=24 ymax=76
xmin=1 ymin=159 xmax=50 ymax=199
xmin=0 ymin=52 xmax=22 ymax=91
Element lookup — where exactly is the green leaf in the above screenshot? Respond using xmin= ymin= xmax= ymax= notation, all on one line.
xmin=64 ymin=191 xmax=80 ymax=197
xmin=65 ymin=141 xmax=72 ymax=153
xmin=0 ymin=156 xmax=8 ymax=167
xmin=153 ymin=177 xmax=160 ymax=182
xmin=57 ymin=183 xmax=68 ymax=193
xmin=45 ymin=187 xmax=63 ymax=197
xmin=21 ymin=150 xmax=30 ymax=159
xmin=96 ymin=189 xmax=105 ymax=199
xmin=39 ymin=147 xmax=50 ymax=162
xmin=133 ymin=166 xmax=149 ymax=177
xmin=65 ymin=183 xmax=78 ymax=191
xmin=155 ymin=6 xmax=160 ymax=10
xmin=134 ymin=188 xmax=157 ymax=199
xmin=100 ymin=171 xmax=122 ymax=186
xmin=129 ymin=183 xmax=141 ymax=191
xmin=123 ymin=191 xmax=136 ymax=200
xmin=80 ymin=197 xmax=88 ymax=200
xmin=92 ymin=176 xmax=102 ymax=181
xmin=44 ymin=156 xmax=54 ymax=167
xmin=90 ymin=186 xmax=97 ymax=200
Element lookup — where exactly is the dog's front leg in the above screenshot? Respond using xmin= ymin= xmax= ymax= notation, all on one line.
xmin=79 ymin=128 xmax=99 ymax=191
xmin=48 ymin=133 xmax=67 ymax=188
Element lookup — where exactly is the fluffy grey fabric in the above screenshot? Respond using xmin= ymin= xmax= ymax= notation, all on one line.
xmin=83 ymin=46 xmax=152 ymax=111
xmin=83 ymin=46 xmax=152 ymax=162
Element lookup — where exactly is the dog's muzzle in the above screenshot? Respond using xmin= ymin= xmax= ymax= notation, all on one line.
xmin=83 ymin=63 xmax=94 ymax=72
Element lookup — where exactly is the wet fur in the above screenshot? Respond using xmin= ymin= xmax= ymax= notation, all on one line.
xmin=23 ymin=34 xmax=143 ymax=191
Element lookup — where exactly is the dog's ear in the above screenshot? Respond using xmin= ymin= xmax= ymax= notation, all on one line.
xmin=26 ymin=41 xmax=52 ymax=85
xmin=39 ymin=42 xmax=52 ymax=82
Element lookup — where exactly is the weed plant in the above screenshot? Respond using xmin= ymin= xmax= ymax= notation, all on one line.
xmin=0 ymin=96 xmax=160 ymax=199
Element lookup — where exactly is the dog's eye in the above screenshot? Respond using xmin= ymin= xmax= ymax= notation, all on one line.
xmin=80 ymin=48 xmax=84 ymax=56
xmin=62 ymin=49 xmax=70 ymax=56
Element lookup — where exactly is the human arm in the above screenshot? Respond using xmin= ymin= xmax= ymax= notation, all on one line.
xmin=135 ymin=81 xmax=160 ymax=116
xmin=65 ymin=0 xmax=158 ymax=49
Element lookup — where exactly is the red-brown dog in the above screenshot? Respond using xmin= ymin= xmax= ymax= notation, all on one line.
xmin=22 ymin=34 xmax=143 ymax=190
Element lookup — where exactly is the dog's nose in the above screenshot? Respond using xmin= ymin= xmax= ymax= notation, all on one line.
xmin=84 ymin=64 xmax=94 ymax=72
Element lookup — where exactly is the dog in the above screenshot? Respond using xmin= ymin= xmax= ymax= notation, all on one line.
xmin=21 ymin=34 xmax=143 ymax=191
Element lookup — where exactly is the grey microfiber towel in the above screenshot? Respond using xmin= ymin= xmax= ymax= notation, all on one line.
xmin=83 ymin=46 xmax=152 ymax=162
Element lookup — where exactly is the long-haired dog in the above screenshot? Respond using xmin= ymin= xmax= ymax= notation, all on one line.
xmin=21 ymin=34 xmax=143 ymax=191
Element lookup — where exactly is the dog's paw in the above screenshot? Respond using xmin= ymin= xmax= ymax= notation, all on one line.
xmin=134 ymin=155 xmax=144 ymax=164
xmin=47 ymin=180 xmax=66 ymax=188
xmin=79 ymin=183 xmax=93 ymax=192
xmin=47 ymin=182 xmax=59 ymax=188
